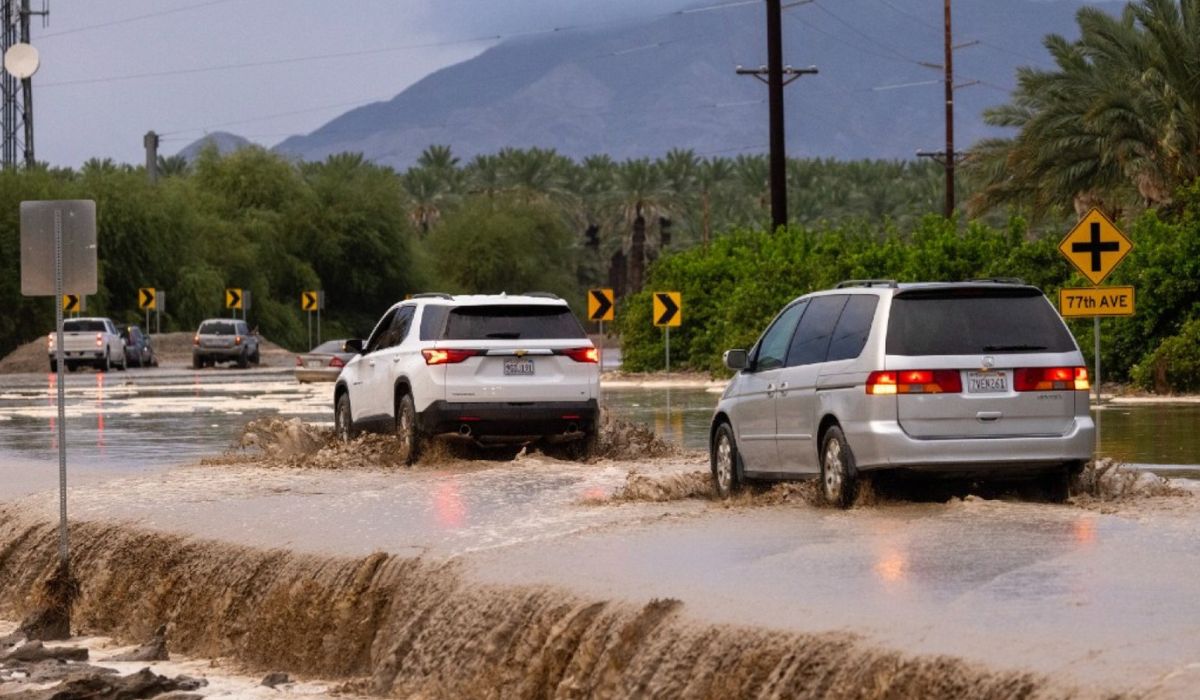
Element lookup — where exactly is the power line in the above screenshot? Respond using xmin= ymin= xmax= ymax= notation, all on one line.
xmin=37 ymin=0 xmax=239 ymax=40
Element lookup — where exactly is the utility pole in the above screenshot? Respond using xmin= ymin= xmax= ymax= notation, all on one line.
xmin=1 ymin=0 xmax=47 ymax=169
xmin=737 ymin=0 xmax=817 ymax=233
xmin=917 ymin=0 xmax=977 ymax=219
xmin=144 ymin=131 xmax=159 ymax=183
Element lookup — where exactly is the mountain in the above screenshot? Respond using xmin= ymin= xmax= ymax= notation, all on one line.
xmin=176 ymin=131 xmax=254 ymax=162
xmin=275 ymin=0 xmax=1106 ymax=168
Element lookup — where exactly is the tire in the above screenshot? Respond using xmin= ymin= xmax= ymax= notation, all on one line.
xmin=335 ymin=393 xmax=354 ymax=443
xmin=394 ymin=393 xmax=422 ymax=466
xmin=1039 ymin=466 xmax=1071 ymax=504
xmin=710 ymin=422 xmax=743 ymax=498
xmin=237 ymin=350 xmax=249 ymax=369
xmin=820 ymin=425 xmax=858 ymax=509
xmin=193 ymin=355 xmax=203 ymax=370
xmin=568 ymin=420 xmax=599 ymax=461
xmin=97 ymin=352 xmax=111 ymax=373
xmin=251 ymin=347 xmax=260 ymax=365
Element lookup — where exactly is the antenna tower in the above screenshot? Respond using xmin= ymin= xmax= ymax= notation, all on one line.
xmin=2 ymin=0 xmax=47 ymax=168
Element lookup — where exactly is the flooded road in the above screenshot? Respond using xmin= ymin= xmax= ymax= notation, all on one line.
xmin=2 ymin=369 xmax=1200 ymax=697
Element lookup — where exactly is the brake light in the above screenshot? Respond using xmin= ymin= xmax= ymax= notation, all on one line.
xmin=193 ymin=335 xmax=200 ymax=346
xmin=866 ymin=370 xmax=962 ymax=395
xmin=558 ymin=347 xmax=599 ymax=363
xmin=95 ymin=333 xmax=104 ymax=348
xmin=47 ymin=333 xmax=54 ymax=350
xmin=1014 ymin=367 xmax=1089 ymax=391
xmin=422 ymin=348 xmax=481 ymax=365
xmin=329 ymin=356 xmax=345 ymax=368
xmin=234 ymin=335 xmax=242 ymax=346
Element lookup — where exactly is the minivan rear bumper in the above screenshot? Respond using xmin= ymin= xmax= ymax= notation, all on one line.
xmin=418 ymin=399 xmax=599 ymax=438
xmin=847 ymin=415 xmax=1095 ymax=474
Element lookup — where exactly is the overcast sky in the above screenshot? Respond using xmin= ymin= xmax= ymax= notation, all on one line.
xmin=24 ymin=0 xmax=697 ymax=167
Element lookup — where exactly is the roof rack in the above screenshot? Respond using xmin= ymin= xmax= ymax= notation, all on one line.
xmin=522 ymin=292 xmax=562 ymax=299
xmin=967 ymin=277 xmax=1026 ymax=285
xmin=410 ymin=292 xmax=453 ymax=300
xmin=835 ymin=279 xmax=898 ymax=289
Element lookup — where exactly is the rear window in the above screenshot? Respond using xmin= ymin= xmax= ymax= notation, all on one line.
xmin=887 ymin=288 xmax=1077 ymax=355
xmin=439 ymin=305 xmax=586 ymax=340
xmin=199 ymin=321 xmax=237 ymax=336
xmin=312 ymin=340 xmax=345 ymax=353
xmin=64 ymin=320 xmax=106 ymax=332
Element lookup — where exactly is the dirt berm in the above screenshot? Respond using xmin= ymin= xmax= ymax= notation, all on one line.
xmin=0 ymin=510 xmax=1088 ymax=699
xmin=0 ymin=332 xmax=295 ymax=373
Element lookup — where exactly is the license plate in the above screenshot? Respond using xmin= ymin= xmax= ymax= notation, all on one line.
xmin=967 ymin=371 xmax=1008 ymax=393
xmin=307 ymin=360 xmax=322 ymax=368
xmin=503 ymin=358 xmax=535 ymax=376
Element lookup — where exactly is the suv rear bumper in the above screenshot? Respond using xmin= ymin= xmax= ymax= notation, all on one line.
xmin=847 ymin=416 xmax=1095 ymax=474
xmin=418 ymin=399 xmax=599 ymax=437
xmin=194 ymin=346 xmax=247 ymax=360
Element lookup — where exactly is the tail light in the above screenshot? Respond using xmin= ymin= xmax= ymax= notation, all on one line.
xmin=95 ymin=332 xmax=104 ymax=348
xmin=422 ymin=348 xmax=482 ymax=365
xmin=295 ymin=356 xmax=303 ymax=367
xmin=234 ymin=335 xmax=242 ymax=346
xmin=866 ymin=370 xmax=962 ymax=395
xmin=47 ymin=333 xmax=54 ymax=350
xmin=557 ymin=347 xmax=599 ymax=363
xmin=193 ymin=335 xmax=200 ymax=346
xmin=1015 ymin=367 xmax=1089 ymax=391
xmin=329 ymin=356 xmax=346 ymax=368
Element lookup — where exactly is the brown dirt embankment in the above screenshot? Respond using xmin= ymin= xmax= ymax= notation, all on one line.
xmin=0 ymin=332 xmax=295 ymax=374
xmin=0 ymin=510 xmax=1073 ymax=699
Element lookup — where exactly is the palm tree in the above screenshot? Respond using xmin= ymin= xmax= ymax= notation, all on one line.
xmin=967 ymin=0 xmax=1200 ymax=218
xmin=697 ymin=157 xmax=734 ymax=245
xmin=156 ymin=154 xmax=191 ymax=178
xmin=609 ymin=159 xmax=671 ymax=293
xmin=402 ymin=167 xmax=452 ymax=236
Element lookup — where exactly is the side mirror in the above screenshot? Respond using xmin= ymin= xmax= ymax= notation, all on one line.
xmin=723 ymin=349 xmax=748 ymax=371
xmin=344 ymin=339 xmax=364 ymax=354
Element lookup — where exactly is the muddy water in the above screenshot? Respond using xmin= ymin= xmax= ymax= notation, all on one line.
xmin=0 ymin=510 xmax=1069 ymax=699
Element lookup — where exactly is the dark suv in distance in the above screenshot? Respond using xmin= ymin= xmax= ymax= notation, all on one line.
xmin=121 ymin=325 xmax=157 ymax=368
xmin=710 ymin=280 xmax=1095 ymax=507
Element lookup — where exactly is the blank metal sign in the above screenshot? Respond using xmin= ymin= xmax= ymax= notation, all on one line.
xmin=20 ymin=200 xmax=98 ymax=297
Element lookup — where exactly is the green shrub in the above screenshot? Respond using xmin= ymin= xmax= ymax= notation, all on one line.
xmin=1131 ymin=317 xmax=1200 ymax=393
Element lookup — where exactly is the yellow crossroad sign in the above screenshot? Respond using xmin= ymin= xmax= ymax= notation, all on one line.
xmin=301 ymin=290 xmax=319 ymax=311
xmin=588 ymin=288 xmax=614 ymax=322
xmin=225 ymin=288 xmax=243 ymax=309
xmin=138 ymin=287 xmax=156 ymax=310
xmin=1059 ymin=208 xmax=1133 ymax=285
xmin=1059 ymin=286 xmax=1135 ymax=318
xmin=653 ymin=291 xmax=681 ymax=327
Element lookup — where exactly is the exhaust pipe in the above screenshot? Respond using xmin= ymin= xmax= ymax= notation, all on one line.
xmin=459 ymin=424 xmax=472 ymax=437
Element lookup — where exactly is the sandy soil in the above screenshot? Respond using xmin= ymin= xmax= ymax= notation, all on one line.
xmin=0 ymin=332 xmax=296 ymax=374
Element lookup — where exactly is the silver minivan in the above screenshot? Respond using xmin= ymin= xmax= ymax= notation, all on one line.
xmin=710 ymin=280 xmax=1095 ymax=506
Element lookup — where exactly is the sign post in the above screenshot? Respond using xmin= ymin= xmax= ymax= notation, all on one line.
xmin=1057 ymin=208 xmax=1134 ymax=405
xmin=302 ymin=290 xmax=324 ymax=348
xmin=653 ymin=292 xmax=682 ymax=373
xmin=20 ymin=200 xmax=97 ymax=636
xmin=139 ymin=287 xmax=156 ymax=334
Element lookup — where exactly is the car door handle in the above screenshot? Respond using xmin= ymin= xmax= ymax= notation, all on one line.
xmin=976 ymin=411 xmax=1002 ymax=422
xmin=766 ymin=383 xmax=776 ymax=398
xmin=778 ymin=382 xmax=789 ymax=397
xmin=368 ymin=359 xmax=376 ymax=367
xmin=392 ymin=355 xmax=402 ymax=363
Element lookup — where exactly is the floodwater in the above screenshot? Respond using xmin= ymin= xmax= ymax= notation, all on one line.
xmin=1 ymin=371 xmax=1198 ymax=473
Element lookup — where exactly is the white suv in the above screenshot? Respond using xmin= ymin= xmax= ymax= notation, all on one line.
xmin=334 ymin=293 xmax=600 ymax=462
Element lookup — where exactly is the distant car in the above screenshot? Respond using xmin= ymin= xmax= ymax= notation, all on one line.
xmin=710 ymin=279 xmax=1095 ymax=506
xmin=120 ymin=324 xmax=157 ymax=368
xmin=48 ymin=317 xmax=127 ymax=372
xmin=333 ymin=293 xmax=600 ymax=463
xmin=294 ymin=339 xmax=354 ymax=382
xmin=192 ymin=319 xmax=260 ymax=369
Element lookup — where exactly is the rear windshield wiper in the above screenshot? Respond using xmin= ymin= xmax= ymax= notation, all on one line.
xmin=982 ymin=344 xmax=1047 ymax=352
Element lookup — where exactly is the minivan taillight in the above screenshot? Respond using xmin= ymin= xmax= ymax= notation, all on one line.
xmin=422 ymin=348 xmax=481 ymax=365
xmin=556 ymin=347 xmax=599 ymax=363
xmin=1014 ymin=367 xmax=1089 ymax=391
xmin=866 ymin=370 xmax=962 ymax=395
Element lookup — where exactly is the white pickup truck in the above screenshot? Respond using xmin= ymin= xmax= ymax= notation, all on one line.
xmin=48 ymin=317 xmax=128 ymax=372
